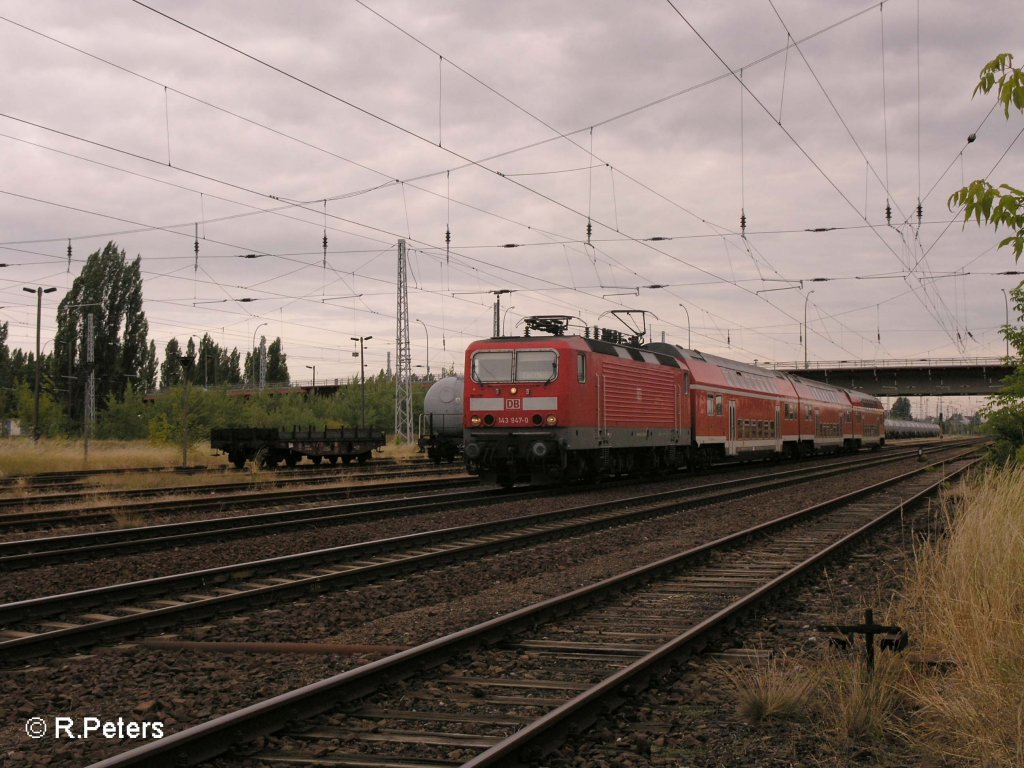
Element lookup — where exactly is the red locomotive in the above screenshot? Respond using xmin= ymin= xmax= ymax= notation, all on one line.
xmin=463 ymin=315 xmax=884 ymax=486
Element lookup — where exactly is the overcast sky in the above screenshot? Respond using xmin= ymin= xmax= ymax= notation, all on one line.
xmin=1 ymin=0 xmax=1021 ymax=414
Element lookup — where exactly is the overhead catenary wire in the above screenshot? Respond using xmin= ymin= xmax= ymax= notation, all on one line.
xmin=1 ymin=3 xmax=1000 ymax=366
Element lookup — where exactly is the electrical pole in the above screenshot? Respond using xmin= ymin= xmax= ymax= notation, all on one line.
xmin=803 ymin=290 xmax=815 ymax=368
xmin=84 ymin=313 xmax=95 ymax=462
xmin=491 ymin=289 xmax=511 ymax=337
xmin=259 ymin=335 xmax=267 ymax=389
xmin=395 ymin=239 xmax=413 ymax=443
xmin=351 ymin=336 xmax=372 ymax=429
xmin=180 ymin=352 xmax=195 ymax=467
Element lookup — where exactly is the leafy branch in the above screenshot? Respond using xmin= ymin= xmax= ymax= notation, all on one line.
xmin=948 ymin=53 xmax=1024 ymax=261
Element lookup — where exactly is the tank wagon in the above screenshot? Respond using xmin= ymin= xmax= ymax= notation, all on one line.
xmin=463 ymin=315 xmax=884 ymax=487
xmin=884 ymin=418 xmax=941 ymax=439
xmin=211 ymin=426 xmax=386 ymax=469
xmin=417 ymin=375 xmax=464 ymax=463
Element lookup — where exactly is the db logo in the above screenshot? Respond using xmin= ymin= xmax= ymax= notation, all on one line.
xmin=505 ymin=398 xmax=522 ymax=410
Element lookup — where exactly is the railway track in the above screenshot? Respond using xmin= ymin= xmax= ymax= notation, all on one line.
xmin=0 ymin=465 xmax=472 ymax=534
xmin=86 ymin=451 xmax=977 ymax=767
xmin=0 ymin=444 xmax=976 ymax=665
xmin=0 ymin=457 xmax=414 ymax=494
xmin=0 ymin=440 xmax=972 ymax=569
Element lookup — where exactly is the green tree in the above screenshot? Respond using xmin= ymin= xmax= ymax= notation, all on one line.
xmin=0 ymin=321 xmax=14 ymax=420
xmin=194 ymin=333 xmax=241 ymax=387
xmin=266 ymin=337 xmax=289 ymax=385
xmin=142 ymin=340 xmax=158 ymax=391
xmin=160 ymin=338 xmax=184 ymax=388
xmin=54 ymin=242 xmax=155 ymax=421
xmin=981 ymin=284 xmax=1024 ymax=462
xmin=96 ymin=389 xmax=149 ymax=439
xmin=14 ymin=380 xmax=66 ymax=438
xmin=890 ymin=396 xmax=912 ymax=419
xmin=948 ymin=54 xmax=1024 ymax=462
xmin=948 ymin=54 xmax=1024 ymax=260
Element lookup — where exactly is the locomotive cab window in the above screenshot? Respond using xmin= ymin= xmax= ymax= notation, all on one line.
xmin=472 ymin=351 xmax=513 ymax=383
xmin=577 ymin=352 xmax=587 ymax=383
xmin=715 ymin=395 xmax=724 ymax=416
xmin=706 ymin=394 xmax=714 ymax=416
xmin=515 ymin=350 xmax=558 ymax=382
xmin=471 ymin=349 xmax=558 ymax=383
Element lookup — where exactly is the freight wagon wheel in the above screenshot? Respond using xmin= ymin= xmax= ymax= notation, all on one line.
xmin=254 ymin=448 xmax=272 ymax=469
xmin=285 ymin=454 xmax=298 ymax=468
xmin=328 ymin=456 xmax=338 ymax=466
xmin=357 ymin=452 xmax=370 ymax=465
xmin=341 ymin=455 xmax=352 ymax=465
xmin=311 ymin=455 xmax=322 ymax=466
xmin=229 ymin=453 xmax=246 ymax=470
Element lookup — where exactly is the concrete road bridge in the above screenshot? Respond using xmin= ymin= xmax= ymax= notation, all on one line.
xmin=772 ymin=357 xmax=1015 ymax=396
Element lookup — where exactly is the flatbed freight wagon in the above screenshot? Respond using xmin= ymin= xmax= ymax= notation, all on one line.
xmin=211 ymin=426 xmax=387 ymax=469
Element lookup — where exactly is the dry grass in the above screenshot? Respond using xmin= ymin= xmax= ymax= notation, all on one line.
xmin=813 ymin=650 xmax=911 ymax=742
xmin=87 ymin=471 xmax=233 ymax=493
xmin=719 ymin=468 xmax=1023 ymax=764
xmin=111 ymin=508 xmax=146 ymax=529
xmin=379 ymin=439 xmax=423 ymax=461
xmin=897 ymin=466 xmax=1024 ymax=767
xmin=0 ymin=438 xmax=225 ymax=477
xmin=722 ymin=651 xmax=815 ymax=723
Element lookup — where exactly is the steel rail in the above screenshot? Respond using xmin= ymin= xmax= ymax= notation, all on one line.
xmin=0 ymin=482 xmax=502 ymax=570
xmin=0 ymin=446 xmax=975 ymax=665
xmin=0 ymin=470 xmax=473 ymax=532
xmin=85 ymin=454 xmax=978 ymax=768
xmin=0 ymin=441 xmax=968 ymax=568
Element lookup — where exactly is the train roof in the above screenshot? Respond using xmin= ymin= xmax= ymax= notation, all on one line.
xmin=469 ymin=334 xmax=683 ymax=368
xmin=843 ymin=388 xmax=884 ymax=409
xmin=645 ymin=342 xmax=797 ymax=397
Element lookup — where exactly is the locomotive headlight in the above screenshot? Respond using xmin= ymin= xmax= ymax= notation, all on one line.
xmin=470 ymin=415 xmax=481 ymax=426
xmin=545 ymin=414 xmax=558 ymax=426
xmin=509 ymin=386 xmax=518 ymax=394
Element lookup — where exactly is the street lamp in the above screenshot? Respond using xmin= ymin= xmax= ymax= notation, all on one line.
xmin=803 ymin=290 xmax=815 ymax=368
xmin=23 ymin=285 xmax=57 ymax=442
xmin=1001 ymin=288 xmax=1010 ymax=358
xmin=306 ymin=364 xmax=316 ymax=391
xmin=677 ymin=304 xmax=691 ymax=348
xmin=351 ymin=336 xmax=372 ymax=429
xmin=251 ymin=322 xmax=267 ymax=388
xmin=414 ymin=319 xmax=429 ymax=379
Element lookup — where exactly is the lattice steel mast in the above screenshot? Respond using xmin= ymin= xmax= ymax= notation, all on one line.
xmin=394 ymin=239 xmax=413 ymax=443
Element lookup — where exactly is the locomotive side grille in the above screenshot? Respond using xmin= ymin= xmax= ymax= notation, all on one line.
xmin=600 ymin=360 xmax=679 ymax=427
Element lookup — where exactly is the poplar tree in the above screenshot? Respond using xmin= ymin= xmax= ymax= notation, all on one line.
xmin=54 ymin=241 xmax=155 ymax=421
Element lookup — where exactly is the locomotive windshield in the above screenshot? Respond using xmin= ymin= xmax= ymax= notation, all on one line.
xmin=515 ymin=350 xmax=557 ymax=381
xmin=472 ymin=349 xmax=557 ymax=383
xmin=473 ymin=351 xmax=513 ymax=382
